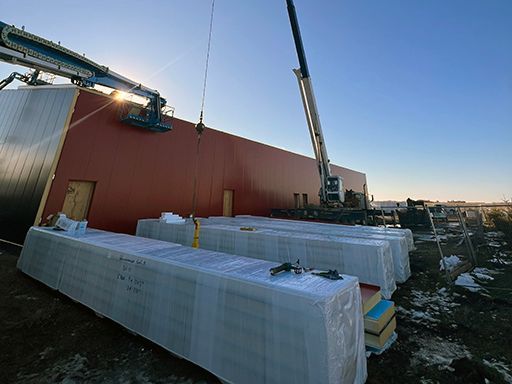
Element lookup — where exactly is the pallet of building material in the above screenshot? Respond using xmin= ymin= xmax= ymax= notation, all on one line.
xmin=18 ymin=227 xmax=367 ymax=384
xmin=201 ymin=216 xmax=411 ymax=283
xmin=233 ymin=215 xmax=416 ymax=251
xmin=136 ymin=219 xmax=397 ymax=298
xmin=236 ymin=215 xmax=415 ymax=252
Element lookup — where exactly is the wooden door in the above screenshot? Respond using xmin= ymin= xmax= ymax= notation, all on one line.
xmin=62 ymin=180 xmax=95 ymax=221
xmin=223 ymin=189 xmax=234 ymax=217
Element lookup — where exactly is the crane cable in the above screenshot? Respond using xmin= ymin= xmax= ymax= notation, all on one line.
xmin=199 ymin=0 xmax=216 ymax=128
xmin=191 ymin=0 xmax=215 ymax=240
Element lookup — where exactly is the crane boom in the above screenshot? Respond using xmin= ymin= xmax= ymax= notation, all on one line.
xmin=0 ymin=21 xmax=171 ymax=132
xmin=286 ymin=0 xmax=344 ymax=204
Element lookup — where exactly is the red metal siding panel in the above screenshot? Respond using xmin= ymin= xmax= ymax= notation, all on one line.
xmin=43 ymin=89 xmax=367 ymax=234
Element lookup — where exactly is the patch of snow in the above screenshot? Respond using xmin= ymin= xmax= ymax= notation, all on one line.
xmin=415 ymin=235 xmax=435 ymax=241
xmin=410 ymin=288 xmax=460 ymax=310
xmin=473 ymin=267 xmax=501 ymax=276
xmin=410 ymin=309 xmax=440 ymax=323
xmin=397 ymin=305 xmax=440 ymax=325
xmin=414 ymin=232 xmax=448 ymax=242
xmin=488 ymin=241 xmax=502 ymax=248
xmin=396 ymin=305 xmax=407 ymax=314
xmin=117 ymin=371 xmax=155 ymax=384
xmin=440 ymin=255 xmax=462 ymax=272
xmin=490 ymin=250 xmax=512 ymax=265
xmin=485 ymin=231 xmax=504 ymax=239
xmin=38 ymin=346 xmax=53 ymax=360
xmin=455 ymin=273 xmax=484 ymax=292
xmin=456 ymin=237 xmax=466 ymax=247
xmin=472 ymin=272 xmax=495 ymax=281
xmin=483 ymin=359 xmax=512 ymax=383
xmin=411 ymin=337 xmax=472 ymax=368
xmin=399 ymin=288 xmax=462 ymax=325
xmin=49 ymin=353 xmax=89 ymax=383
xmin=14 ymin=294 xmax=39 ymax=301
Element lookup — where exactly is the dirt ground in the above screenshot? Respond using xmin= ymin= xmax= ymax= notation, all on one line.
xmin=367 ymin=227 xmax=512 ymax=384
xmin=1 ymin=228 xmax=511 ymax=383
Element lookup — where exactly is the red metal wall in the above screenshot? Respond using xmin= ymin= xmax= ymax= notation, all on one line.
xmin=43 ymin=89 xmax=367 ymax=234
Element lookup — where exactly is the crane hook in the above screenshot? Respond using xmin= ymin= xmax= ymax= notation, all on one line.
xmin=195 ymin=111 xmax=206 ymax=136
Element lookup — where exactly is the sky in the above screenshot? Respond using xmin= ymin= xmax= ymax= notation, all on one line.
xmin=1 ymin=0 xmax=511 ymax=202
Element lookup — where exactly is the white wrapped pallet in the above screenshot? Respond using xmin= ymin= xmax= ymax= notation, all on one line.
xmin=236 ymin=215 xmax=414 ymax=252
xmin=202 ymin=216 xmax=411 ymax=283
xmin=137 ymin=219 xmax=396 ymax=299
xmin=18 ymin=227 xmax=367 ymax=384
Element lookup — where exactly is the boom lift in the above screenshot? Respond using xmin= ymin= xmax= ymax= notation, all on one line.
xmin=0 ymin=21 xmax=171 ymax=132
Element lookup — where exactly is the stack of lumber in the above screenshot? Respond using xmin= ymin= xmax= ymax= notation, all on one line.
xmin=137 ymin=218 xmax=397 ymax=298
xmin=360 ymin=283 xmax=397 ymax=350
xmin=18 ymin=227 xmax=367 ymax=384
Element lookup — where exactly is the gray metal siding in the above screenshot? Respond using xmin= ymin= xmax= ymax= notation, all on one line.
xmin=0 ymin=86 xmax=77 ymax=243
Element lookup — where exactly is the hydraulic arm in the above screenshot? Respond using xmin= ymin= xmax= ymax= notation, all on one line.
xmin=286 ymin=0 xmax=344 ymax=204
xmin=0 ymin=70 xmax=46 ymax=90
xmin=0 ymin=21 xmax=171 ymax=132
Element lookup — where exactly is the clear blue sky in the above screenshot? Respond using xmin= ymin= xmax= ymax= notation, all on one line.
xmin=1 ymin=0 xmax=511 ymax=202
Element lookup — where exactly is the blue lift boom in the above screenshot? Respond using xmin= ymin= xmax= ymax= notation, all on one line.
xmin=0 ymin=21 xmax=171 ymax=132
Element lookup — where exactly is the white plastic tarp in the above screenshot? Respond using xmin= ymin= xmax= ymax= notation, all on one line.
xmin=200 ymin=216 xmax=411 ymax=283
xmin=136 ymin=219 xmax=396 ymax=299
xmin=235 ymin=215 xmax=415 ymax=252
xmin=18 ymin=227 xmax=367 ymax=384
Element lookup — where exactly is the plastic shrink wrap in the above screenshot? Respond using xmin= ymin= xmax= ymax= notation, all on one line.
xmin=18 ymin=227 xmax=367 ymax=384
xmin=236 ymin=215 xmax=414 ymax=251
xmin=137 ymin=219 xmax=396 ymax=298
xmin=201 ymin=216 xmax=411 ymax=283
